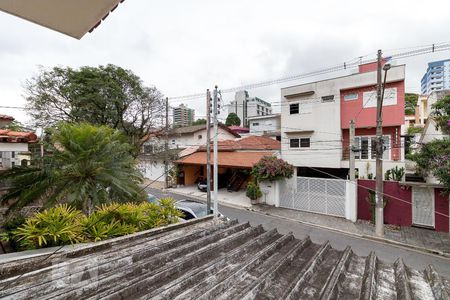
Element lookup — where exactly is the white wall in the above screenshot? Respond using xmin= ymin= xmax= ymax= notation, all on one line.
xmin=281 ymin=65 xmax=405 ymax=169
xmin=169 ymin=127 xmax=237 ymax=149
xmin=0 ymin=143 xmax=28 ymax=152
xmin=138 ymin=159 xmax=166 ymax=182
xmin=249 ymin=115 xmax=280 ymax=135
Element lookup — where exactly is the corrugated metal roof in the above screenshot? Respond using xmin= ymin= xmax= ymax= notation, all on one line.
xmin=0 ymin=218 xmax=448 ymax=299
xmin=175 ymin=151 xmax=275 ymax=168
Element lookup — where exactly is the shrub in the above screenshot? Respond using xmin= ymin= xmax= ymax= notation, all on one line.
xmin=8 ymin=198 xmax=183 ymax=251
xmin=14 ymin=204 xmax=84 ymax=250
xmin=0 ymin=215 xmax=26 ymax=251
xmin=406 ymin=126 xmax=423 ymax=135
xmin=390 ymin=166 xmax=405 ymax=182
xmin=246 ymin=182 xmax=262 ymax=201
xmin=252 ymin=156 xmax=294 ymax=182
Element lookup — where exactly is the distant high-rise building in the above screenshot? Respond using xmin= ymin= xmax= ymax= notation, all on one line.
xmin=421 ymin=59 xmax=450 ymax=95
xmin=173 ymin=104 xmax=194 ymax=127
xmin=226 ymin=91 xmax=272 ymax=127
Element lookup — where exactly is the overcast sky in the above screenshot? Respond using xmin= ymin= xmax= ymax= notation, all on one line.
xmin=1 ymin=0 xmax=450 ymax=125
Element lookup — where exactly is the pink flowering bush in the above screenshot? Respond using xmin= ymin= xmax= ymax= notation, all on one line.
xmin=251 ymin=156 xmax=294 ymax=182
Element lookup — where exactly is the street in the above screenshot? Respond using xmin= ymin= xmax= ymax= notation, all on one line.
xmin=147 ymin=187 xmax=450 ymax=277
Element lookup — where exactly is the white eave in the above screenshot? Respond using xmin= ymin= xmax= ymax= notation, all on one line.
xmin=0 ymin=0 xmax=124 ymax=39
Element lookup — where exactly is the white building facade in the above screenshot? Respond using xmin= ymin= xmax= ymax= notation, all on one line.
xmin=281 ymin=63 xmax=406 ymax=179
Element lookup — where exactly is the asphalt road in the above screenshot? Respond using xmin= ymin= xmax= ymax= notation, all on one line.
xmin=147 ymin=187 xmax=450 ymax=277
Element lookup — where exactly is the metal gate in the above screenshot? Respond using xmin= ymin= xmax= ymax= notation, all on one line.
xmin=412 ymin=187 xmax=435 ymax=228
xmin=280 ymin=176 xmax=347 ymax=218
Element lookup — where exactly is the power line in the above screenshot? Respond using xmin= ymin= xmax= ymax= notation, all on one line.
xmin=167 ymin=41 xmax=450 ymax=102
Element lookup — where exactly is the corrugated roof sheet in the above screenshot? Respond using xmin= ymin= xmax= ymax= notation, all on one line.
xmin=175 ymin=151 xmax=275 ymax=168
xmin=0 ymin=218 xmax=448 ymax=299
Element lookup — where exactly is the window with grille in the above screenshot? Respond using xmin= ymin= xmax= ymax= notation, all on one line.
xmin=321 ymin=95 xmax=335 ymax=102
xmin=290 ymin=138 xmax=299 ymax=148
xmin=300 ymin=138 xmax=310 ymax=148
xmin=290 ymin=103 xmax=299 ymax=114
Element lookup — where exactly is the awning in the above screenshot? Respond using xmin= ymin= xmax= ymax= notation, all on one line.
xmin=175 ymin=151 xmax=275 ymax=169
xmin=0 ymin=0 xmax=123 ymax=39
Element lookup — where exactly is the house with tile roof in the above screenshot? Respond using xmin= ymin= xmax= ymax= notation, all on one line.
xmin=174 ymin=135 xmax=281 ymax=191
xmin=0 ymin=116 xmax=38 ymax=169
xmin=139 ymin=124 xmax=240 ymax=184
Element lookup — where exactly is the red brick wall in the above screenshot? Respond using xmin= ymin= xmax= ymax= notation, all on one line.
xmin=358 ymin=180 xmax=412 ymax=226
xmin=357 ymin=180 xmax=449 ymax=232
xmin=435 ymin=189 xmax=449 ymax=232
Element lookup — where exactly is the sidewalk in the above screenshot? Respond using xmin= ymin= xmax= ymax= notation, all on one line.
xmin=255 ymin=204 xmax=450 ymax=257
xmin=165 ymin=186 xmax=450 ymax=257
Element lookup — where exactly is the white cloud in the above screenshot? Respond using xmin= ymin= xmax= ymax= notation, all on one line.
xmin=0 ymin=0 xmax=450 ymax=124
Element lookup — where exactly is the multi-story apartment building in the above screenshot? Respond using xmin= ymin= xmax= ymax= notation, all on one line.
xmin=421 ymin=59 xmax=450 ymax=95
xmin=173 ymin=104 xmax=194 ymax=128
xmin=281 ymin=61 xmax=406 ymax=179
xmin=227 ymin=90 xmax=272 ymax=127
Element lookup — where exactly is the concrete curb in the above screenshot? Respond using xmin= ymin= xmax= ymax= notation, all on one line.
xmin=158 ymin=188 xmax=450 ymax=259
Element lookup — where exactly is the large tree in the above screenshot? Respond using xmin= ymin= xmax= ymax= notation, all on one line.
xmin=225 ymin=113 xmax=241 ymax=126
xmin=0 ymin=123 xmax=146 ymax=214
xmin=25 ymin=64 xmax=165 ymax=153
xmin=192 ymin=118 xmax=207 ymax=126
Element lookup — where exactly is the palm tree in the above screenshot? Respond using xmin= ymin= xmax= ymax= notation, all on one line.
xmin=0 ymin=123 xmax=145 ymax=215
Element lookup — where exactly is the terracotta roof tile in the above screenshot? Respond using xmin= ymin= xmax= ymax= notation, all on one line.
xmin=175 ymin=151 xmax=275 ymax=168
xmin=0 ymin=130 xmax=38 ymax=142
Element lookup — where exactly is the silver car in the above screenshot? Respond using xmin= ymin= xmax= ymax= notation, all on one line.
xmin=175 ymin=199 xmax=226 ymax=220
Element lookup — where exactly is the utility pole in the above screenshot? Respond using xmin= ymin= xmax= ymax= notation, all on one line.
xmin=206 ymin=89 xmax=212 ymax=214
xmin=349 ymin=119 xmax=356 ymax=181
xmin=375 ymin=49 xmax=384 ymax=237
xmin=164 ymin=97 xmax=169 ymax=189
xmin=213 ymin=86 xmax=219 ymax=217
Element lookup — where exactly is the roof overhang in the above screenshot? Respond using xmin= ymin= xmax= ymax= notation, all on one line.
xmin=0 ymin=0 xmax=123 ymax=39
xmin=284 ymin=130 xmax=315 ymax=134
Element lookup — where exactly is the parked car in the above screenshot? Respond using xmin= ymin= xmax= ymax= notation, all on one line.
xmin=175 ymin=199 xmax=226 ymax=220
xmin=197 ymin=180 xmax=208 ymax=192
xmin=147 ymin=193 xmax=159 ymax=204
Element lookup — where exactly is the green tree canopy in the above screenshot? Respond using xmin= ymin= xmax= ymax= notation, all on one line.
xmin=25 ymin=64 xmax=165 ymax=153
xmin=0 ymin=123 xmax=146 ymax=214
xmin=3 ymin=120 xmax=24 ymax=131
xmin=192 ymin=118 xmax=207 ymax=126
xmin=405 ymin=93 xmax=418 ymax=116
xmin=410 ymin=138 xmax=450 ymax=193
xmin=431 ymin=95 xmax=450 ymax=134
xmin=225 ymin=113 xmax=241 ymax=126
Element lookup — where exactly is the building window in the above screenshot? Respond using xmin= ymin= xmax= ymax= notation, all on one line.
xmin=300 ymin=138 xmax=310 ymax=148
xmin=354 ymin=136 xmax=390 ymax=160
xmin=289 ymin=103 xmax=299 ymax=114
xmin=252 ymin=122 xmax=259 ymax=126
xmin=344 ymin=93 xmax=358 ymax=101
xmin=290 ymin=138 xmax=300 ymax=148
xmin=198 ymin=134 xmax=202 ymax=140
xmin=171 ymin=140 xmax=176 ymax=145
xmin=11 ymin=151 xmax=15 ymax=158
xmin=321 ymin=95 xmax=335 ymax=102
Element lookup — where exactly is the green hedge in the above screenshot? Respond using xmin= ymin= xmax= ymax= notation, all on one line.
xmin=1 ymin=199 xmax=182 ymax=251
